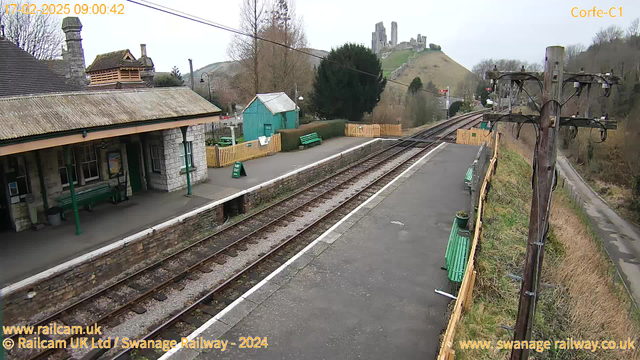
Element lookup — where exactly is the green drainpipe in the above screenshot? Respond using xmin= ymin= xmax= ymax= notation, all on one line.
xmin=181 ymin=126 xmax=192 ymax=196
xmin=65 ymin=146 xmax=82 ymax=235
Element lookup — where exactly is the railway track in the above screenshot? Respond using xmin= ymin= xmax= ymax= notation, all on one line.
xmin=5 ymin=111 xmax=484 ymax=360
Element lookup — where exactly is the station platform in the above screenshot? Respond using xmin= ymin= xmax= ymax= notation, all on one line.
xmin=0 ymin=137 xmax=372 ymax=287
xmin=168 ymin=143 xmax=479 ymax=360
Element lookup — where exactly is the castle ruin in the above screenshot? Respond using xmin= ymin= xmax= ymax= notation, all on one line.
xmin=370 ymin=21 xmax=427 ymax=56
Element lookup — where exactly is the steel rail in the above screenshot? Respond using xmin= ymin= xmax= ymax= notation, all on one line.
xmin=12 ymin=111 xmax=483 ymax=360
xmin=109 ymin=113 xmax=484 ymax=360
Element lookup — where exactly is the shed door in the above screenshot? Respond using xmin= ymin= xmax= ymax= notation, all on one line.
xmin=264 ymin=124 xmax=273 ymax=137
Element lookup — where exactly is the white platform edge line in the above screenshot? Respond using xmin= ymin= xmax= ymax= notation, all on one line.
xmin=1 ymin=138 xmax=390 ymax=297
xmin=157 ymin=142 xmax=446 ymax=360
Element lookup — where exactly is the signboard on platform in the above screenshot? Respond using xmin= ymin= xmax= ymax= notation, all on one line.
xmin=232 ymin=161 xmax=247 ymax=178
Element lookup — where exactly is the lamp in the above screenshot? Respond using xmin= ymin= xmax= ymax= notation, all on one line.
xmin=200 ymin=72 xmax=212 ymax=103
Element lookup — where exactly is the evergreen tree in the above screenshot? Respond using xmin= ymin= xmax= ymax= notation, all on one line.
xmin=170 ymin=66 xmax=184 ymax=83
xmin=408 ymin=77 xmax=423 ymax=94
xmin=312 ymin=43 xmax=386 ymax=121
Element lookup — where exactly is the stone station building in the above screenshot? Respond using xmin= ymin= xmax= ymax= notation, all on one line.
xmin=0 ymin=88 xmax=220 ymax=233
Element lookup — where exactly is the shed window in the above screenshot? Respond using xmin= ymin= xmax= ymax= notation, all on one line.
xmin=150 ymin=145 xmax=162 ymax=173
xmin=80 ymin=144 xmax=100 ymax=181
xmin=179 ymin=142 xmax=193 ymax=169
xmin=58 ymin=150 xmax=78 ymax=187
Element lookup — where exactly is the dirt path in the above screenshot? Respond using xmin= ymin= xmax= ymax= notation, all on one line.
xmin=557 ymin=154 xmax=640 ymax=306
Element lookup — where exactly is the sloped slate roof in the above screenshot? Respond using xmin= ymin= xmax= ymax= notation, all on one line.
xmin=0 ymin=38 xmax=83 ymax=97
xmin=244 ymin=92 xmax=297 ymax=115
xmin=0 ymin=87 xmax=221 ymax=142
xmin=86 ymin=50 xmax=144 ymax=72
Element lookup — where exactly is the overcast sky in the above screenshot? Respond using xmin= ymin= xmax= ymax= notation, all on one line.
xmin=29 ymin=0 xmax=640 ymax=72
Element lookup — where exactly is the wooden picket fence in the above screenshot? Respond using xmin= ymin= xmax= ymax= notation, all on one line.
xmin=437 ymin=133 xmax=499 ymax=360
xmin=456 ymin=128 xmax=491 ymax=146
xmin=344 ymin=123 xmax=402 ymax=137
xmin=206 ymin=133 xmax=281 ymax=168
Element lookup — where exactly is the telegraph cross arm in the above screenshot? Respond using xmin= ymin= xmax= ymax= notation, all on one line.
xmin=483 ymin=113 xmax=617 ymax=130
xmin=486 ymin=69 xmax=621 ymax=87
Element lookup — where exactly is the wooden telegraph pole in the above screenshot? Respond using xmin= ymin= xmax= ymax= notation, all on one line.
xmin=483 ymin=46 xmax=619 ymax=360
xmin=510 ymin=46 xmax=564 ymax=360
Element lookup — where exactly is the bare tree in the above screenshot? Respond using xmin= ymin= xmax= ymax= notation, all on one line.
xmin=627 ymin=18 xmax=639 ymax=38
xmin=565 ymin=43 xmax=585 ymax=66
xmin=227 ymin=0 xmax=266 ymax=100
xmin=472 ymin=59 xmax=494 ymax=79
xmin=0 ymin=0 xmax=64 ymax=59
xmin=527 ymin=62 xmax=543 ymax=72
xmin=260 ymin=0 xmax=311 ymax=98
xmin=593 ymin=25 xmax=624 ymax=45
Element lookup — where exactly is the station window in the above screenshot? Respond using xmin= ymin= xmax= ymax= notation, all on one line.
xmin=80 ymin=144 xmax=100 ymax=181
xmin=179 ymin=142 xmax=193 ymax=169
xmin=7 ymin=156 xmax=31 ymax=201
xmin=58 ymin=150 xmax=78 ymax=187
xmin=150 ymin=145 xmax=162 ymax=173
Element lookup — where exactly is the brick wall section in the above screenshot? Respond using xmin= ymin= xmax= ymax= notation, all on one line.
xmin=2 ymin=204 xmax=223 ymax=324
xmin=2 ymin=139 xmax=392 ymax=324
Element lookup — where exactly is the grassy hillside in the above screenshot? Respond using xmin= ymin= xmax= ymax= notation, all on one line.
xmin=384 ymin=49 xmax=471 ymax=95
xmin=381 ymin=49 xmax=415 ymax=77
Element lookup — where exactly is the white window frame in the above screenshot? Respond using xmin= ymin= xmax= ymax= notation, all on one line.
xmin=150 ymin=145 xmax=162 ymax=173
xmin=58 ymin=149 xmax=78 ymax=187
xmin=179 ymin=142 xmax=193 ymax=170
xmin=80 ymin=144 xmax=100 ymax=182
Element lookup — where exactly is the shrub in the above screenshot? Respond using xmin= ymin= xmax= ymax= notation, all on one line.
xmin=278 ymin=120 xmax=346 ymax=151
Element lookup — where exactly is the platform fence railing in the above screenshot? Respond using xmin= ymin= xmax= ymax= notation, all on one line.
xmin=437 ymin=132 xmax=499 ymax=360
xmin=206 ymin=133 xmax=281 ymax=168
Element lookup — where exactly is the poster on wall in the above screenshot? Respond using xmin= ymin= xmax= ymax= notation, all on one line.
xmin=107 ymin=150 xmax=123 ymax=178
xmin=8 ymin=182 xmax=18 ymax=196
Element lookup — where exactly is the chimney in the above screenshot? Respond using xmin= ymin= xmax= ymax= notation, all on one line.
xmin=61 ymin=17 xmax=87 ymax=86
xmin=140 ymin=44 xmax=147 ymax=57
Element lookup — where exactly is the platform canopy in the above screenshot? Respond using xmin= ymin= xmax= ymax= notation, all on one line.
xmin=0 ymin=87 xmax=221 ymax=156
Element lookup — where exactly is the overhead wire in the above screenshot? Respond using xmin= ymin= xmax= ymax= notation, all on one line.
xmin=126 ymin=0 xmax=451 ymax=97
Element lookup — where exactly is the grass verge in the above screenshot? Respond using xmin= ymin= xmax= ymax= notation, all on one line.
xmin=453 ymin=138 xmax=640 ymax=360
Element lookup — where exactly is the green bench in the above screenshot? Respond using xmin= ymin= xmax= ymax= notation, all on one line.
xmin=444 ymin=218 xmax=471 ymax=284
xmin=464 ymin=166 xmax=473 ymax=185
xmin=218 ymin=137 xmax=233 ymax=147
xmin=464 ymin=166 xmax=473 ymax=193
xmin=56 ymin=183 xmax=115 ymax=220
xmin=300 ymin=133 xmax=322 ymax=147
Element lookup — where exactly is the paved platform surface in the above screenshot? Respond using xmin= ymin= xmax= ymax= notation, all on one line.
xmin=173 ymin=143 xmax=479 ymax=360
xmin=0 ymin=137 xmax=372 ymax=287
xmin=557 ymin=155 xmax=640 ymax=305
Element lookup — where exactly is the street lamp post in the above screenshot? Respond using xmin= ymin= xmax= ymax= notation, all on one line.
xmin=200 ymin=72 xmax=212 ymax=103
xmin=294 ymin=83 xmax=303 ymax=128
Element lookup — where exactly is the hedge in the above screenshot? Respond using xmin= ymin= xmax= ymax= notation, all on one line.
xmin=277 ymin=120 xmax=346 ymax=151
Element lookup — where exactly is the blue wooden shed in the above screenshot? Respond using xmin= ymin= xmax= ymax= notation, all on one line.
xmin=242 ymin=92 xmax=298 ymax=141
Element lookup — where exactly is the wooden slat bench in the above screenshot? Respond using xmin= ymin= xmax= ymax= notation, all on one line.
xmin=464 ymin=166 xmax=473 ymax=190
xmin=300 ymin=133 xmax=322 ymax=147
xmin=56 ymin=183 xmax=115 ymax=220
xmin=443 ymin=218 xmax=471 ymax=284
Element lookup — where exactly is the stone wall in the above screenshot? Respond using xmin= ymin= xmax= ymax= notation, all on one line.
xmin=162 ymin=125 xmax=208 ymax=192
xmin=2 ymin=203 xmax=224 ymax=324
